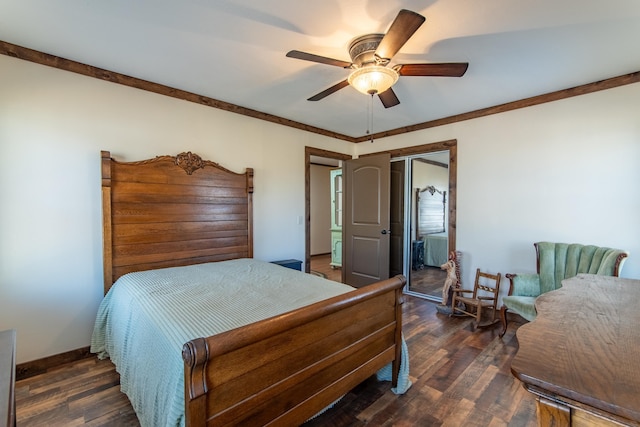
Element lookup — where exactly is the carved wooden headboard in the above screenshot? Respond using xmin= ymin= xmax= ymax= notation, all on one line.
xmin=101 ymin=151 xmax=254 ymax=294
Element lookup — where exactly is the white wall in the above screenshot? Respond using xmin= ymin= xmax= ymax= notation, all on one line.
xmin=310 ymin=164 xmax=332 ymax=255
xmin=2 ymin=52 xmax=639 ymax=363
xmin=0 ymin=55 xmax=353 ymax=363
xmin=357 ymin=83 xmax=640 ymax=293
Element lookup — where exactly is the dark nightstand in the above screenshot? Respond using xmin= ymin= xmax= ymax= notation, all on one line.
xmin=270 ymin=259 xmax=303 ymax=271
xmin=412 ymin=240 xmax=425 ymax=270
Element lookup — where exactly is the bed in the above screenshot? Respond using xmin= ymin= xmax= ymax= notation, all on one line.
xmin=92 ymin=151 xmax=409 ymax=426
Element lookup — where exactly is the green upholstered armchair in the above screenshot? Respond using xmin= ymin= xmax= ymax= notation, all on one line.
xmin=499 ymin=242 xmax=628 ymax=337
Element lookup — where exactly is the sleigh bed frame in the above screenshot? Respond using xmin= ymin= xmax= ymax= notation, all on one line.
xmin=101 ymin=150 xmax=405 ymax=426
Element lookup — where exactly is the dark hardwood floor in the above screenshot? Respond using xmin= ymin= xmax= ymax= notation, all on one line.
xmin=15 ymin=294 xmax=535 ymax=426
xmin=310 ymin=253 xmax=342 ymax=282
xmin=310 ymin=255 xmax=448 ymax=301
xmin=408 ymin=266 xmax=447 ymax=299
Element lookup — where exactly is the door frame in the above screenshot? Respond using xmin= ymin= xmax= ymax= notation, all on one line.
xmin=305 ymin=147 xmax=352 ymax=274
xmin=359 ymin=139 xmax=457 ymax=259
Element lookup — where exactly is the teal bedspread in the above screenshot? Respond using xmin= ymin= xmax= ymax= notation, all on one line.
xmin=91 ymin=258 xmax=410 ymax=427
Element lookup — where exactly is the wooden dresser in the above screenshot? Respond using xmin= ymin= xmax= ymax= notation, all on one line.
xmin=0 ymin=329 xmax=16 ymax=427
xmin=511 ymin=274 xmax=640 ymax=426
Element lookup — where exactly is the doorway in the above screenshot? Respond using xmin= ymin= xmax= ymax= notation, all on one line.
xmin=305 ymin=140 xmax=457 ymax=299
xmin=305 ymin=147 xmax=351 ymax=280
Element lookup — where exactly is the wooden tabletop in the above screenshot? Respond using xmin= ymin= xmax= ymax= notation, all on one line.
xmin=511 ymin=274 xmax=640 ymax=423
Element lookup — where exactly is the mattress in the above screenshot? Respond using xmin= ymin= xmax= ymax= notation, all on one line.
xmin=90 ymin=258 xmax=410 ymax=427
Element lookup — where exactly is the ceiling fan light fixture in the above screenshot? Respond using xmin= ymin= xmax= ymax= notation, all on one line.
xmin=348 ymin=66 xmax=399 ymax=95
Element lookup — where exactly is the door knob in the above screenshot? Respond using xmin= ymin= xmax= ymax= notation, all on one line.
xmin=381 ymin=229 xmax=391 ymax=235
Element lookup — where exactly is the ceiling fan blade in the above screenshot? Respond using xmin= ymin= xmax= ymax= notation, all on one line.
xmin=286 ymin=50 xmax=353 ymax=68
xmin=375 ymin=9 xmax=426 ymax=61
xmin=396 ymin=63 xmax=469 ymax=77
xmin=307 ymin=80 xmax=350 ymax=101
xmin=378 ymin=88 xmax=400 ymax=108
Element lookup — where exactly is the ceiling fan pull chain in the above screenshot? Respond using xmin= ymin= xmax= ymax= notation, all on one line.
xmin=365 ymin=94 xmax=371 ymax=138
xmin=369 ymin=93 xmax=374 ymax=143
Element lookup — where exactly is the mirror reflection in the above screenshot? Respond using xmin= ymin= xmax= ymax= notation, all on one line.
xmin=407 ymin=153 xmax=450 ymax=300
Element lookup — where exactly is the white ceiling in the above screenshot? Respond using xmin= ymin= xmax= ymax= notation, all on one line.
xmin=2 ymin=0 xmax=639 ymax=138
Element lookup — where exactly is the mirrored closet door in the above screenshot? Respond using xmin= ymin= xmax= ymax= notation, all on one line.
xmin=391 ymin=151 xmax=451 ymax=301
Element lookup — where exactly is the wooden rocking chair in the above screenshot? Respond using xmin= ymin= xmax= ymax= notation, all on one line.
xmin=451 ymin=268 xmax=501 ymax=328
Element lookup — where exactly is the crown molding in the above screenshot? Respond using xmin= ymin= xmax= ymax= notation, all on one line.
xmin=2 ymin=40 xmax=638 ymax=143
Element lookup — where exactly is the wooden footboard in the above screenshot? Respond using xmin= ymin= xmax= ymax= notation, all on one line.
xmin=182 ymin=275 xmax=406 ymax=426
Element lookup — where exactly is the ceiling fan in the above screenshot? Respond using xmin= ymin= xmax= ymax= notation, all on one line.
xmin=286 ymin=9 xmax=469 ymax=108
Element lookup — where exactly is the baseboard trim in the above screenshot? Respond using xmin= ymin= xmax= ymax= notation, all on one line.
xmin=16 ymin=346 xmax=92 ymax=381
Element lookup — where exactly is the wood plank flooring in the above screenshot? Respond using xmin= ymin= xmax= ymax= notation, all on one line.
xmin=408 ymin=266 xmax=447 ymax=298
xmin=311 ymin=254 xmax=448 ymax=299
xmin=310 ymin=253 xmax=342 ymax=282
xmin=15 ymin=295 xmax=536 ymax=426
